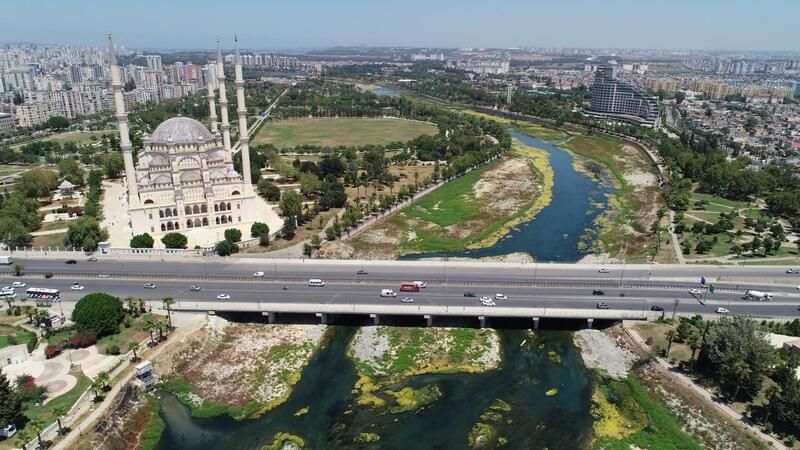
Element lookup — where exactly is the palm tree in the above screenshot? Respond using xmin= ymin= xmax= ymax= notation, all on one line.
xmin=125 ymin=297 xmax=137 ymax=315
xmin=731 ymin=361 xmax=752 ymax=402
xmin=53 ymin=405 xmax=68 ymax=435
xmin=15 ymin=428 xmax=31 ymax=450
xmin=137 ymin=298 xmax=146 ymax=315
xmin=21 ymin=305 xmax=34 ymax=323
xmin=90 ymin=378 xmax=105 ymax=400
xmin=162 ymin=297 xmax=175 ymax=329
xmin=28 ymin=417 xmax=44 ymax=449
xmin=129 ymin=341 xmax=140 ymax=361
xmin=665 ymin=328 xmax=678 ymax=359
xmin=688 ymin=332 xmax=703 ymax=362
xmin=4 ymin=296 xmax=15 ymax=311
xmin=143 ymin=316 xmax=156 ymax=345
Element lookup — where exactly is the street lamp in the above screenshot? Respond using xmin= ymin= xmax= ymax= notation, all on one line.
xmin=64 ymin=338 xmax=74 ymax=368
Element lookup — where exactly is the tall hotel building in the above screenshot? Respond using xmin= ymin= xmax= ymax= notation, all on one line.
xmin=588 ymin=66 xmax=659 ymax=127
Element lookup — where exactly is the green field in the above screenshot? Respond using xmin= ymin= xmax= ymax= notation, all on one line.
xmin=252 ymin=117 xmax=438 ymax=148
xmin=514 ymin=123 xmax=567 ymax=141
xmin=0 ymin=325 xmax=36 ymax=350
xmin=44 ymin=129 xmax=116 ymax=146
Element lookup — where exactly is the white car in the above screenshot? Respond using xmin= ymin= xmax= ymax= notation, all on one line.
xmin=689 ymin=288 xmax=702 ymax=295
xmin=70 ymin=284 xmax=84 ymax=291
xmin=786 ymin=268 xmax=799 ymax=274
xmin=217 ymin=293 xmax=231 ymax=300
xmin=481 ymin=299 xmax=497 ymax=307
xmin=144 ymin=283 xmax=157 ymax=289
xmin=495 ymin=293 xmax=508 ymax=300
xmin=400 ymin=297 xmax=414 ymax=303
xmin=380 ymin=289 xmax=397 ymax=298
xmin=11 ymin=282 xmax=26 ymax=288
xmin=413 ymin=281 xmax=427 ymax=288
xmin=0 ymin=289 xmax=14 ymax=296
xmin=715 ymin=307 xmax=729 ymax=314
xmin=598 ymin=268 xmax=611 ymax=274
xmin=253 ymin=271 xmax=265 ymax=277
xmin=480 ymin=296 xmax=492 ymax=303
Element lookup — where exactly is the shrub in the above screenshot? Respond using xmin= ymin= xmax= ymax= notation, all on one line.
xmin=66 ymin=332 xmax=97 ymax=348
xmin=106 ymin=344 xmax=120 ymax=355
xmin=71 ymin=292 xmax=124 ymax=338
xmin=45 ymin=272 xmax=54 ymax=279
xmin=161 ymin=233 xmax=188 ymax=249
xmin=44 ymin=345 xmax=61 ymax=359
xmin=223 ymin=228 xmax=242 ymax=243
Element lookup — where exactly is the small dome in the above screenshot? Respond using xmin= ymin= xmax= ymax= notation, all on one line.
xmin=210 ymin=170 xmax=226 ymax=180
xmin=181 ymin=171 xmax=202 ymax=183
xmin=150 ymin=117 xmax=214 ymax=144
xmin=227 ymin=170 xmax=239 ymax=178
xmin=207 ymin=150 xmax=225 ymax=162
xmin=139 ymin=177 xmax=151 ymax=186
xmin=149 ymin=153 xmax=169 ymax=167
xmin=153 ymin=175 xmax=172 ymax=184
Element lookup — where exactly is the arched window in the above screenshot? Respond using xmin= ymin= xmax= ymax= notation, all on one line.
xmin=172 ymin=208 xmax=178 ymax=217
xmin=187 ymin=219 xmax=193 ymax=228
xmin=201 ymin=204 xmax=207 ymax=213
xmin=185 ymin=206 xmax=191 ymax=215
xmin=144 ymin=199 xmax=154 ymax=204
xmin=215 ymin=217 xmax=220 ymax=225
xmin=194 ymin=218 xmax=202 ymax=227
xmin=159 ymin=210 xmax=164 ymax=218
xmin=202 ymin=218 xmax=208 ymax=226
xmin=165 ymin=209 xmax=172 ymax=218
xmin=214 ymin=204 xmax=219 ymax=212
xmin=174 ymin=222 xmax=179 ymax=230
xmin=161 ymin=223 xmax=166 ymax=232
xmin=166 ymin=222 xmax=174 ymax=231
xmin=232 ymin=190 xmax=240 ymax=195
xmin=226 ymin=202 xmax=231 ymax=211
xmin=222 ymin=216 xmax=228 ymax=224
xmin=193 ymin=205 xmax=200 ymax=214
xmin=228 ymin=215 xmax=233 ymax=224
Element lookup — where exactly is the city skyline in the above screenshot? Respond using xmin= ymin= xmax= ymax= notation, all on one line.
xmin=4 ymin=0 xmax=800 ymax=51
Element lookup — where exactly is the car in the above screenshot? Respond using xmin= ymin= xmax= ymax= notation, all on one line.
xmin=413 ymin=281 xmax=427 ymax=288
xmin=592 ymin=289 xmax=605 ymax=296
xmin=650 ymin=305 xmax=664 ymax=312
xmin=495 ymin=293 xmax=508 ymax=300
xmin=70 ymin=284 xmax=84 ymax=291
xmin=598 ymin=268 xmax=611 ymax=273
xmin=0 ymin=288 xmax=14 ymax=296
xmin=481 ymin=299 xmax=496 ymax=307
xmin=480 ymin=296 xmax=492 ymax=303
xmin=65 ymin=259 xmax=77 ymax=264
xmin=357 ymin=269 xmax=368 ymax=275
xmin=86 ymin=256 xmax=98 ymax=262
xmin=596 ymin=302 xmax=610 ymax=309
xmin=380 ymin=289 xmax=397 ymax=297
xmin=217 ymin=293 xmax=231 ymax=300
xmin=787 ymin=268 xmax=800 ymax=274
xmin=253 ymin=271 xmax=265 ymax=277
xmin=463 ymin=292 xmax=476 ymax=297
xmin=190 ymin=285 xmax=202 ymax=291
xmin=11 ymin=282 xmax=26 ymax=288
xmin=689 ymin=288 xmax=703 ymax=295
xmin=143 ymin=283 xmax=157 ymax=289
xmin=400 ymin=297 xmax=414 ymax=303
xmin=715 ymin=307 xmax=730 ymax=314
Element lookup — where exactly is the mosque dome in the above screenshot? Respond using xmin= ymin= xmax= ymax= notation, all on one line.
xmin=150 ymin=117 xmax=214 ymax=144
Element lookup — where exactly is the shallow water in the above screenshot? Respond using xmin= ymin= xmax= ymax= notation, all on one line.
xmin=156 ymin=328 xmax=594 ymax=450
xmin=399 ymin=131 xmax=614 ymax=262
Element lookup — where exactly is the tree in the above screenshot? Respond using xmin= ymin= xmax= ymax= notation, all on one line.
xmin=87 ymin=169 xmax=103 ymax=190
xmin=58 ymin=159 xmax=85 ymax=186
xmin=71 ymin=293 xmax=124 ymax=338
xmin=674 ymin=91 xmax=686 ymax=105
xmin=0 ymin=217 xmax=32 ymax=248
xmin=101 ymin=153 xmax=125 ymax=179
xmin=303 ymin=243 xmax=313 ymax=257
xmin=64 ymin=216 xmax=108 ymax=251
xmin=128 ymin=341 xmax=140 ymax=361
xmin=16 ymin=169 xmax=58 ymax=199
xmin=28 ymin=417 xmax=45 ymax=449
xmin=53 ymin=405 xmax=68 ymax=435
xmin=161 ymin=232 xmax=188 ymax=249
xmin=143 ymin=315 xmax=157 ymax=346
xmin=46 ymin=116 xmax=69 ymax=130
xmin=251 ymin=222 xmax=269 ymax=238
xmin=665 ymin=328 xmax=677 ymax=358
xmin=12 ymin=264 xmax=23 ymax=277
xmin=223 ymin=228 xmax=242 ymax=243
xmin=162 ymin=297 xmax=175 ymax=329
xmin=697 ymin=316 xmax=776 ymax=401
xmin=282 ymin=217 xmax=296 ymax=240
xmin=215 ymin=239 xmax=238 ymax=256
xmin=130 ymin=233 xmax=155 ymax=248
xmin=298 ymin=172 xmax=321 ymax=195
xmin=0 ymin=372 xmax=22 ymax=428
xmin=257 ymin=179 xmax=281 ymax=202
xmin=279 ymin=189 xmax=302 ymax=218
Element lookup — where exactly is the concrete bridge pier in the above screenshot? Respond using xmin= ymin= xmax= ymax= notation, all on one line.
xmin=532 ymin=317 xmax=540 ymax=330
xmin=424 ymin=315 xmax=432 ymax=327
xmin=261 ymin=311 xmax=276 ymax=323
xmin=478 ymin=316 xmax=486 ymax=329
xmin=586 ymin=318 xmax=594 ymax=329
xmin=316 ymin=312 xmax=327 ymax=325
xmin=370 ymin=313 xmax=380 ymax=325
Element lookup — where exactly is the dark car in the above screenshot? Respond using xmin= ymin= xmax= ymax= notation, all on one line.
xmin=592 ymin=289 xmax=605 ymax=296
xmin=356 ymin=269 xmax=368 ymax=275
xmin=65 ymin=259 xmax=77 ymax=264
xmin=650 ymin=305 xmax=664 ymax=312
xmin=464 ymin=292 xmax=476 ymax=297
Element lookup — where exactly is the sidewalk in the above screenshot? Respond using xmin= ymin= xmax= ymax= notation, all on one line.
xmin=626 ymin=326 xmax=787 ymax=450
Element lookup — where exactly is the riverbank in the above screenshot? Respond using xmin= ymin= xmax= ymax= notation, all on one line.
xmin=322 ymin=145 xmax=551 ymax=259
xmin=161 ymin=318 xmax=327 ymax=420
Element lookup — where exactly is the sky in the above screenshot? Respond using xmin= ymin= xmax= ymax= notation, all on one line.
xmin=5 ymin=0 xmax=799 ymax=51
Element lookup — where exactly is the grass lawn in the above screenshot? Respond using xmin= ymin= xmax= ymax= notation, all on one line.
xmin=0 ymin=165 xmax=29 ymax=177
xmin=241 ymin=208 xmax=342 ymax=254
xmin=690 ymin=192 xmax=753 ymax=210
xmin=96 ymin=313 xmax=162 ymax=354
xmin=0 ymin=324 xmax=36 ymax=350
xmin=252 ymin=117 xmax=437 ymax=149
xmin=515 ymin=123 xmax=567 ymax=141
xmin=344 ymin=165 xmax=434 ymax=203
xmin=44 ymin=130 xmax=116 ymax=146
xmin=632 ymin=322 xmax=693 ymax=364
xmin=23 ymin=369 xmax=91 ymax=427
xmin=32 ymin=232 xmax=67 ymax=248
xmin=35 ymin=222 xmax=71 ymax=233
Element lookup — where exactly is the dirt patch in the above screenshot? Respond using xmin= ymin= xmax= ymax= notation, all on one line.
xmin=625 ymin=170 xmax=657 ymax=188
xmin=473 ymin=156 xmax=539 ymax=215
xmin=573 ymin=329 xmax=636 ymax=379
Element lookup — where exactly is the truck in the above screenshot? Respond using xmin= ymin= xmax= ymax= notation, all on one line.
xmin=0 ymin=256 xmax=12 ymax=265
xmin=744 ymin=290 xmax=773 ymax=301
xmin=399 ymin=283 xmax=420 ymax=292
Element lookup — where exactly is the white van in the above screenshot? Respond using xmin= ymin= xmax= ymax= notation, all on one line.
xmin=380 ymin=289 xmax=397 ymax=298
xmin=308 ymin=279 xmax=325 ymax=287
xmin=413 ymin=281 xmax=427 ymax=288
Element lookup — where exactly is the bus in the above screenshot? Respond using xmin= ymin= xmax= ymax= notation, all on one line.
xmin=26 ymin=288 xmax=61 ymax=301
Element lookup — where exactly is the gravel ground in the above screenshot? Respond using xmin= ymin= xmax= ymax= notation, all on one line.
xmin=573 ymin=329 xmax=636 ymax=379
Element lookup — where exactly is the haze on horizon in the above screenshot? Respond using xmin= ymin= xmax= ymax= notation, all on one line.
xmin=5 ymin=0 xmax=800 ymax=51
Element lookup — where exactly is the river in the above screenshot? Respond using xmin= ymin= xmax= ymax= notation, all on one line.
xmin=155 ymin=328 xmax=594 ymax=449
xmin=399 ymin=131 xmax=614 ymax=262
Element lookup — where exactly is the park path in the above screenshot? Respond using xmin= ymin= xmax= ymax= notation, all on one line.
xmin=625 ymin=327 xmax=788 ymax=450
xmin=668 ymin=211 xmax=686 ymax=264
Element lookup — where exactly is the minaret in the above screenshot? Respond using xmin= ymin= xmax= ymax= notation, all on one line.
xmin=216 ymin=38 xmax=232 ymax=151
xmin=206 ymin=62 xmax=218 ymax=133
xmin=233 ymin=35 xmax=253 ymax=195
xmin=108 ymin=33 xmax=139 ymax=206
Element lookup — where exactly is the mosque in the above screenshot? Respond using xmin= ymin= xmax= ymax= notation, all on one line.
xmin=106 ymin=34 xmax=279 ymax=247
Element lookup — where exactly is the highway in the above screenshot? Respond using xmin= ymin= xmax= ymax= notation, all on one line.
xmin=3 ymin=263 xmax=800 ymax=320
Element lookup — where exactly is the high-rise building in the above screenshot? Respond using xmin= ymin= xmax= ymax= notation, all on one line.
xmin=68 ymin=65 xmax=82 ymax=84
xmin=588 ymin=66 xmax=659 ymax=127
xmin=145 ymin=55 xmax=162 ymax=72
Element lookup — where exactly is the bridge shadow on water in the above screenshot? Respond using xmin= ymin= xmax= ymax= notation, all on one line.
xmin=217 ymin=311 xmax=617 ymax=331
